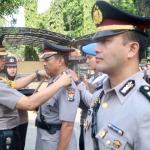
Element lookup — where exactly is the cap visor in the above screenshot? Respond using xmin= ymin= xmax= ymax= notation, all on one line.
xmin=43 ymin=54 xmax=55 ymax=59
xmin=0 ymin=52 xmax=8 ymax=56
xmin=6 ymin=64 xmax=17 ymax=67
xmin=92 ymin=30 xmax=127 ymax=41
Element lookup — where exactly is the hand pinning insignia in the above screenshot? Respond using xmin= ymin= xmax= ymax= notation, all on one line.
xmin=119 ymin=80 xmax=135 ymax=96
xmin=67 ymin=88 xmax=75 ymax=102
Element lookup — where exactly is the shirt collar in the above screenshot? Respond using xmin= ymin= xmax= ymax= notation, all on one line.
xmin=48 ymin=70 xmax=69 ymax=84
xmin=103 ymin=71 xmax=143 ymax=104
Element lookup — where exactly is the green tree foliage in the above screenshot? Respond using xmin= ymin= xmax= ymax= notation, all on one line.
xmin=82 ymin=0 xmax=96 ymax=35
xmin=133 ymin=0 xmax=150 ymax=17
xmin=0 ymin=0 xmax=23 ymax=16
xmin=110 ymin=0 xmax=138 ymax=15
xmin=24 ymin=45 xmax=39 ymax=61
xmin=24 ymin=0 xmax=38 ymax=28
xmin=0 ymin=17 xmax=4 ymax=26
xmin=24 ymin=0 xmax=39 ymax=61
xmin=63 ymin=0 xmax=84 ymax=37
xmin=47 ymin=0 xmax=65 ymax=34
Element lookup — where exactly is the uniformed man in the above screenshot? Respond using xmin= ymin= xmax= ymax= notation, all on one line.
xmin=0 ymin=35 xmax=72 ymax=150
xmin=84 ymin=1 xmax=150 ymax=150
xmin=69 ymin=43 xmax=107 ymax=150
xmin=35 ymin=39 xmax=80 ymax=150
xmin=4 ymin=56 xmax=29 ymax=150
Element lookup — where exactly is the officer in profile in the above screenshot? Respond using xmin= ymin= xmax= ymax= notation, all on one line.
xmin=84 ymin=1 xmax=150 ymax=150
xmin=0 ymin=35 xmax=72 ymax=150
xmin=4 ymin=56 xmax=29 ymax=150
xmin=69 ymin=42 xmax=107 ymax=150
xmin=35 ymin=39 xmax=80 ymax=150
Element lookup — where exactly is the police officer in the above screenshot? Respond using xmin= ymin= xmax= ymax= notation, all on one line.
xmin=84 ymin=1 xmax=150 ymax=150
xmin=4 ymin=56 xmax=29 ymax=150
xmin=69 ymin=43 xmax=107 ymax=150
xmin=35 ymin=39 xmax=80 ymax=150
xmin=0 ymin=35 xmax=72 ymax=150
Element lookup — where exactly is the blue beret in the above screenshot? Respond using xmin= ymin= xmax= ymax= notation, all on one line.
xmin=82 ymin=43 xmax=97 ymax=56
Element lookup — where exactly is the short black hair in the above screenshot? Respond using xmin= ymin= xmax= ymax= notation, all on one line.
xmin=122 ymin=31 xmax=149 ymax=62
xmin=53 ymin=54 xmax=69 ymax=67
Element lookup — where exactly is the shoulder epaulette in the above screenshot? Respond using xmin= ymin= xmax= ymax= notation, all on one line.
xmin=95 ymin=85 xmax=103 ymax=91
xmin=0 ymin=76 xmax=15 ymax=88
xmin=139 ymin=85 xmax=150 ymax=102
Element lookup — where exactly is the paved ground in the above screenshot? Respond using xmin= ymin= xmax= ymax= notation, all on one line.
xmin=24 ymin=81 xmax=81 ymax=150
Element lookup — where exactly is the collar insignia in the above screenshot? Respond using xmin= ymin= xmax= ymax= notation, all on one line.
xmin=93 ymin=5 xmax=103 ymax=26
xmin=120 ymin=80 xmax=135 ymax=96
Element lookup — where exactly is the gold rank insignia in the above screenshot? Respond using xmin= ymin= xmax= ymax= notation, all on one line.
xmin=98 ymin=129 xmax=108 ymax=139
xmin=120 ymin=80 xmax=135 ymax=96
xmin=144 ymin=86 xmax=149 ymax=90
xmin=113 ymin=140 xmax=121 ymax=148
xmin=91 ymin=97 xmax=100 ymax=108
xmin=93 ymin=5 xmax=103 ymax=25
xmin=139 ymin=85 xmax=150 ymax=101
xmin=67 ymin=88 xmax=75 ymax=102
xmin=147 ymin=92 xmax=150 ymax=96
xmin=6 ymin=137 xmax=11 ymax=144
xmin=84 ymin=120 xmax=88 ymax=128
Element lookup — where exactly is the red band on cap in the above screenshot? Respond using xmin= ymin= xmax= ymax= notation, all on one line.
xmin=44 ymin=50 xmax=70 ymax=55
xmin=44 ymin=50 xmax=55 ymax=52
xmin=101 ymin=19 xmax=148 ymax=29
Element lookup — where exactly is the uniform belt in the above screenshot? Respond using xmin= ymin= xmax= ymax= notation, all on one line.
xmin=35 ymin=119 xmax=62 ymax=131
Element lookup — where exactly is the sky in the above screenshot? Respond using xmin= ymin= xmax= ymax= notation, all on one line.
xmin=5 ymin=0 xmax=52 ymax=27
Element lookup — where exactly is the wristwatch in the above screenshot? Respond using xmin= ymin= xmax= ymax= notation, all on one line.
xmin=35 ymin=70 xmax=40 ymax=78
xmin=75 ymin=78 xmax=82 ymax=85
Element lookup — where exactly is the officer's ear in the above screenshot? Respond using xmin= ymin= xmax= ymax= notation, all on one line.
xmin=127 ymin=41 xmax=139 ymax=59
xmin=58 ymin=57 xmax=64 ymax=66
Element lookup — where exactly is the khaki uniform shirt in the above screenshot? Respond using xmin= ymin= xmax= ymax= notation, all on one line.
xmin=84 ymin=71 xmax=150 ymax=150
xmin=0 ymin=79 xmax=23 ymax=130
xmin=15 ymin=76 xmax=29 ymax=125
xmin=35 ymin=74 xmax=80 ymax=150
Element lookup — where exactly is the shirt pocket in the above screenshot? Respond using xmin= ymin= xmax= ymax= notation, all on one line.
xmin=46 ymin=96 xmax=57 ymax=107
xmin=96 ymin=127 xmax=127 ymax=150
xmin=41 ymin=130 xmax=60 ymax=142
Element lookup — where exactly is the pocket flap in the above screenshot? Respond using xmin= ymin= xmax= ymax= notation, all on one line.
xmin=96 ymin=127 xmax=127 ymax=150
xmin=41 ymin=130 xmax=60 ymax=142
xmin=46 ymin=97 xmax=57 ymax=107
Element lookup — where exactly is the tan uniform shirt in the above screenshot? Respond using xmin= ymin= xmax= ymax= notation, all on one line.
xmin=15 ymin=76 xmax=29 ymax=125
xmin=84 ymin=71 xmax=150 ymax=150
xmin=35 ymin=74 xmax=80 ymax=150
xmin=0 ymin=79 xmax=23 ymax=130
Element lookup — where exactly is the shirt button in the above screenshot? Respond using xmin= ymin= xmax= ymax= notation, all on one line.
xmin=50 ymin=137 xmax=53 ymax=140
xmin=102 ymin=102 xmax=108 ymax=109
xmin=106 ymin=140 xmax=111 ymax=146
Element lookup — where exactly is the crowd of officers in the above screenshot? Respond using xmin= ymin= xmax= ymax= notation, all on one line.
xmin=1 ymin=1 xmax=150 ymax=150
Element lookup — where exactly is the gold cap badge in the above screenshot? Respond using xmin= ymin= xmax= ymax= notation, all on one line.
xmin=93 ymin=5 xmax=103 ymax=26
